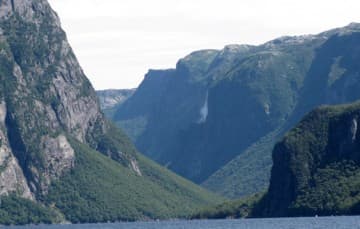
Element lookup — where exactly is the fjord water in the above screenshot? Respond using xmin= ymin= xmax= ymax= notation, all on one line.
xmin=8 ymin=217 xmax=360 ymax=229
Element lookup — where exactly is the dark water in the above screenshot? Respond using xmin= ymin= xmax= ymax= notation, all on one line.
xmin=4 ymin=217 xmax=360 ymax=229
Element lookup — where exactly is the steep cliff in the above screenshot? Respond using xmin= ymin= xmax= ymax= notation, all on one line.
xmin=0 ymin=0 xmax=221 ymax=224
xmin=259 ymin=101 xmax=360 ymax=216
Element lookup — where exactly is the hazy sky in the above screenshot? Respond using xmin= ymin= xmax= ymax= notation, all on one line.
xmin=48 ymin=0 xmax=360 ymax=90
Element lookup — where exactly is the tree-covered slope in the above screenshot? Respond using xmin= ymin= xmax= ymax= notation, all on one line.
xmin=45 ymin=134 xmax=222 ymax=223
xmin=258 ymin=101 xmax=360 ymax=217
xmin=204 ymin=25 xmax=360 ymax=198
xmin=0 ymin=0 xmax=221 ymax=225
xmin=194 ymin=101 xmax=360 ymax=219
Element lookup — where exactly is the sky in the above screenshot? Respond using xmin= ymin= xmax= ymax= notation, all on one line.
xmin=47 ymin=0 xmax=360 ymax=90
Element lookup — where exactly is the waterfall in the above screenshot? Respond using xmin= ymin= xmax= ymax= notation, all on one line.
xmin=198 ymin=91 xmax=208 ymax=123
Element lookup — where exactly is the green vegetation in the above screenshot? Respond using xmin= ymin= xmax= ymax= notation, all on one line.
xmin=112 ymin=25 xmax=360 ymax=199
xmin=45 ymin=138 xmax=222 ymax=223
xmin=203 ymin=128 xmax=282 ymax=198
xmin=192 ymin=193 xmax=263 ymax=219
xmin=0 ymin=3 xmax=222 ymax=225
xmin=111 ymin=28 xmax=322 ymax=189
xmin=93 ymin=121 xmax=139 ymax=165
xmin=0 ymin=195 xmax=61 ymax=225
xmin=197 ymin=101 xmax=360 ymax=219
xmin=116 ymin=116 xmax=148 ymax=142
xmin=259 ymin=101 xmax=360 ymax=217
xmin=289 ymin=161 xmax=360 ymax=216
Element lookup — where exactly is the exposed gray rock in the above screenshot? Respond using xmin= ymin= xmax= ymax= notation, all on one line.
xmin=52 ymin=73 xmax=102 ymax=142
xmin=130 ymin=158 xmax=142 ymax=176
xmin=0 ymin=0 xmax=139 ymax=197
xmin=41 ymin=135 xmax=75 ymax=192
xmin=97 ymin=89 xmax=136 ymax=110
xmin=0 ymin=101 xmax=33 ymax=199
xmin=0 ymin=156 xmax=33 ymax=199
xmin=0 ymin=0 xmax=12 ymax=18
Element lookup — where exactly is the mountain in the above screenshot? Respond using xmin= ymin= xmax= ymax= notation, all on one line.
xmin=204 ymin=24 xmax=360 ymax=198
xmin=258 ymin=101 xmax=360 ymax=217
xmin=113 ymin=23 xmax=360 ymax=196
xmin=0 ymin=0 xmax=221 ymax=225
xmin=193 ymin=101 xmax=360 ymax=218
xmin=97 ymin=89 xmax=135 ymax=118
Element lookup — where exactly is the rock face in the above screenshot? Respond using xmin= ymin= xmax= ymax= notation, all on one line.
xmin=41 ymin=135 xmax=75 ymax=190
xmin=113 ymin=23 xmax=360 ymax=194
xmin=260 ymin=102 xmax=360 ymax=217
xmin=0 ymin=0 xmax=220 ymax=224
xmin=0 ymin=100 xmax=32 ymax=199
xmin=0 ymin=0 xmax=119 ymax=195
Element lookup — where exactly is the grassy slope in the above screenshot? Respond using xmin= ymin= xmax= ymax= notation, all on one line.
xmin=45 ymin=138 xmax=223 ymax=223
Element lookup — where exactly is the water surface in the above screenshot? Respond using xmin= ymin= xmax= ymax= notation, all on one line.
xmin=5 ymin=216 xmax=360 ymax=229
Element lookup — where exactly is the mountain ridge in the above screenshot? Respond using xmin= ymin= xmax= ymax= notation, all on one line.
xmin=113 ymin=22 xmax=360 ymax=197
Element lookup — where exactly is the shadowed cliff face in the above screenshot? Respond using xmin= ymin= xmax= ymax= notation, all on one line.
xmin=260 ymin=102 xmax=360 ymax=217
xmin=115 ymin=42 xmax=315 ymax=183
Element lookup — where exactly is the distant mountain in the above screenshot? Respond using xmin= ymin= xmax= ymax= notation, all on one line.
xmin=113 ymin=22 xmax=360 ymax=197
xmin=0 ymin=0 xmax=221 ymax=225
xmin=258 ymin=101 xmax=360 ymax=217
xmin=97 ymin=89 xmax=135 ymax=118
xmin=204 ymin=24 xmax=360 ymax=198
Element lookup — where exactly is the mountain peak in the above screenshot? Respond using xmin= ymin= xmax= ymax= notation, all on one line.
xmin=0 ymin=0 xmax=61 ymax=26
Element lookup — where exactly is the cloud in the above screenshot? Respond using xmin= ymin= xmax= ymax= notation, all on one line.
xmin=48 ymin=0 xmax=360 ymax=89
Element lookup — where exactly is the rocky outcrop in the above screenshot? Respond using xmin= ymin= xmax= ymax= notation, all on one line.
xmin=0 ymin=100 xmax=32 ymax=199
xmin=0 ymin=0 xmax=136 ymax=196
xmin=41 ymin=135 xmax=75 ymax=192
